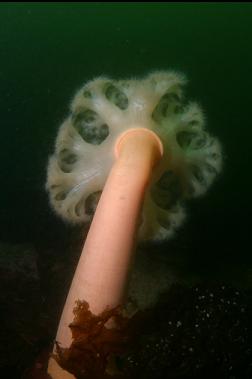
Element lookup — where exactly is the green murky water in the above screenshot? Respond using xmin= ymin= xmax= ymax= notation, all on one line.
xmin=1 ymin=2 xmax=251 ymax=279
xmin=1 ymin=3 xmax=252 ymax=378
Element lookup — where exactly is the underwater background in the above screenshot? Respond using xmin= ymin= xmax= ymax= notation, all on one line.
xmin=0 ymin=3 xmax=251 ymax=378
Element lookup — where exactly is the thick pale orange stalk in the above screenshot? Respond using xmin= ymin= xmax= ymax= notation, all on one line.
xmin=48 ymin=128 xmax=163 ymax=378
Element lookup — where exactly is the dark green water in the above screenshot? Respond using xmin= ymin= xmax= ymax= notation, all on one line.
xmin=0 ymin=3 xmax=252 ymax=378
xmin=1 ymin=2 xmax=252 ymax=281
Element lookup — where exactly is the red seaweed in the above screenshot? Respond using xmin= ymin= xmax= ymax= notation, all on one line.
xmin=52 ymin=300 xmax=134 ymax=378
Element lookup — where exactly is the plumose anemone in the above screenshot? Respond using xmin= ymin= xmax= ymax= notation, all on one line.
xmin=47 ymin=71 xmax=222 ymax=242
xmin=46 ymin=71 xmax=222 ymax=379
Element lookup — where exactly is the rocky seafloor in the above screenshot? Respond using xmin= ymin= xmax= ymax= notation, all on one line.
xmin=0 ymin=240 xmax=251 ymax=379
